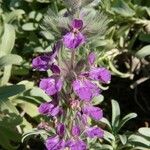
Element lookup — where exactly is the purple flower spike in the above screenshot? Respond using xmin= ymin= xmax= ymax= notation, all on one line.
xmin=32 ymin=55 xmax=49 ymax=71
xmin=73 ymin=79 xmax=100 ymax=101
xmin=71 ymin=19 xmax=83 ymax=30
xmin=82 ymin=105 xmax=103 ymax=121
xmin=85 ymin=126 xmax=104 ymax=138
xmin=89 ymin=67 xmax=111 ymax=84
xmin=66 ymin=139 xmax=87 ymax=150
xmin=56 ymin=123 xmax=65 ymax=136
xmin=63 ymin=32 xmax=85 ymax=49
xmin=72 ymin=125 xmax=81 ymax=136
xmin=45 ymin=136 xmax=65 ymax=150
xmin=88 ymin=52 xmax=96 ymax=65
xmin=39 ymin=77 xmax=63 ymax=96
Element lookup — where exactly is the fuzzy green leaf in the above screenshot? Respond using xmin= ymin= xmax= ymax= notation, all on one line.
xmin=111 ymin=0 xmax=135 ymax=17
xmin=0 ymin=84 xmax=26 ymax=101
xmin=0 ymin=24 xmax=15 ymax=57
xmin=0 ymin=54 xmax=23 ymax=68
xmin=111 ymin=100 xmax=120 ymax=129
xmin=136 ymin=45 xmax=150 ymax=58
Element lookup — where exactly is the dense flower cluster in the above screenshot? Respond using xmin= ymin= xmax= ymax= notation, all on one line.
xmin=32 ymin=18 xmax=111 ymax=150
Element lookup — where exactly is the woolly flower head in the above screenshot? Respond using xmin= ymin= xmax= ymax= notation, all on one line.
xmin=42 ymin=0 xmax=109 ymax=48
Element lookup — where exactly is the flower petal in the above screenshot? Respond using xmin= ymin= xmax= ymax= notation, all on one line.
xmin=85 ymin=126 xmax=104 ymax=138
xmin=63 ymin=32 xmax=85 ymax=49
xmin=71 ymin=19 xmax=83 ymax=29
xmin=82 ymin=105 xmax=103 ymax=121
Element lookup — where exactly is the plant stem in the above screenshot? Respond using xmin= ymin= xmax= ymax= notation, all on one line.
xmin=71 ymin=50 xmax=76 ymax=69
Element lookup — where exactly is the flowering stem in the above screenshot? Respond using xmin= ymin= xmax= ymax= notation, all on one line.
xmin=71 ymin=50 xmax=76 ymax=69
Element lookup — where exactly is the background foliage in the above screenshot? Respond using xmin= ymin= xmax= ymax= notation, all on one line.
xmin=0 ymin=0 xmax=150 ymax=149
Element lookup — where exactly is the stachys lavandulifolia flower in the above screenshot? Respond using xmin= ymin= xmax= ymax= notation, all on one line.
xmin=66 ymin=139 xmax=87 ymax=150
xmin=32 ymin=41 xmax=61 ymax=71
xmin=31 ymin=1 xmax=111 ymax=149
xmin=38 ymin=102 xmax=61 ymax=117
xmin=39 ymin=77 xmax=63 ymax=96
xmin=45 ymin=135 xmax=65 ymax=150
xmin=72 ymin=78 xmax=100 ymax=101
xmin=82 ymin=105 xmax=103 ymax=121
xmin=45 ymin=123 xmax=65 ymax=149
xmin=85 ymin=126 xmax=104 ymax=138
xmin=89 ymin=67 xmax=111 ymax=84
xmin=72 ymin=125 xmax=81 ymax=137
xmin=63 ymin=19 xmax=86 ymax=49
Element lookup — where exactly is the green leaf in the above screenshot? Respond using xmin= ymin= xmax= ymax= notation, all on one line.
xmin=0 ymin=84 xmax=26 ymax=101
xmin=103 ymin=131 xmax=115 ymax=143
xmin=111 ymin=100 xmax=120 ymax=129
xmin=0 ymin=100 xmax=19 ymax=114
xmin=22 ymin=129 xmax=48 ymax=142
xmin=136 ymin=45 xmax=150 ymax=58
xmin=99 ymin=144 xmax=113 ymax=150
xmin=0 ymin=24 xmax=15 ymax=57
xmin=119 ymin=134 xmax=127 ymax=145
xmin=138 ymin=127 xmax=150 ymax=137
xmin=92 ymin=95 xmax=104 ymax=105
xmin=21 ymin=117 xmax=33 ymax=133
xmin=30 ymin=87 xmax=50 ymax=102
xmin=40 ymin=31 xmax=55 ymax=40
xmin=18 ymin=80 xmax=34 ymax=90
xmin=4 ymin=9 xmax=25 ymax=23
xmin=0 ymin=17 xmax=4 ymax=38
xmin=0 ymin=111 xmax=22 ymax=150
xmin=111 ymin=0 xmax=135 ymax=17
xmin=100 ymin=117 xmax=112 ymax=129
xmin=22 ymin=22 xmax=38 ymax=31
xmin=0 ymin=65 xmax=12 ymax=85
xmin=139 ymin=33 xmax=150 ymax=43
xmin=29 ymin=11 xmax=43 ymax=22
xmin=17 ymin=99 xmax=39 ymax=117
xmin=0 ymin=126 xmax=20 ymax=150
xmin=129 ymin=134 xmax=150 ymax=147
xmin=145 ymin=7 xmax=150 ymax=16
xmin=117 ymin=113 xmax=137 ymax=132
xmin=0 ymin=54 xmax=23 ymax=68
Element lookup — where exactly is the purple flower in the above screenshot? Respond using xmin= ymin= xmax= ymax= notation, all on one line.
xmin=38 ymin=102 xmax=53 ymax=115
xmin=39 ymin=77 xmax=63 ymax=96
xmin=82 ymin=105 xmax=103 ymax=121
xmin=32 ymin=55 xmax=50 ymax=71
xmin=38 ymin=102 xmax=61 ymax=117
xmin=71 ymin=19 xmax=83 ymax=30
xmin=89 ymin=67 xmax=111 ymax=84
xmin=88 ymin=52 xmax=96 ymax=65
xmin=72 ymin=125 xmax=81 ymax=136
xmin=85 ymin=126 xmax=104 ymax=138
xmin=32 ymin=41 xmax=61 ymax=71
xmin=73 ymin=78 xmax=100 ymax=101
xmin=45 ymin=136 xmax=65 ymax=150
xmin=66 ymin=139 xmax=87 ymax=150
xmin=63 ymin=19 xmax=85 ymax=49
xmin=50 ymin=64 xmax=60 ymax=74
xmin=56 ymin=123 xmax=65 ymax=136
